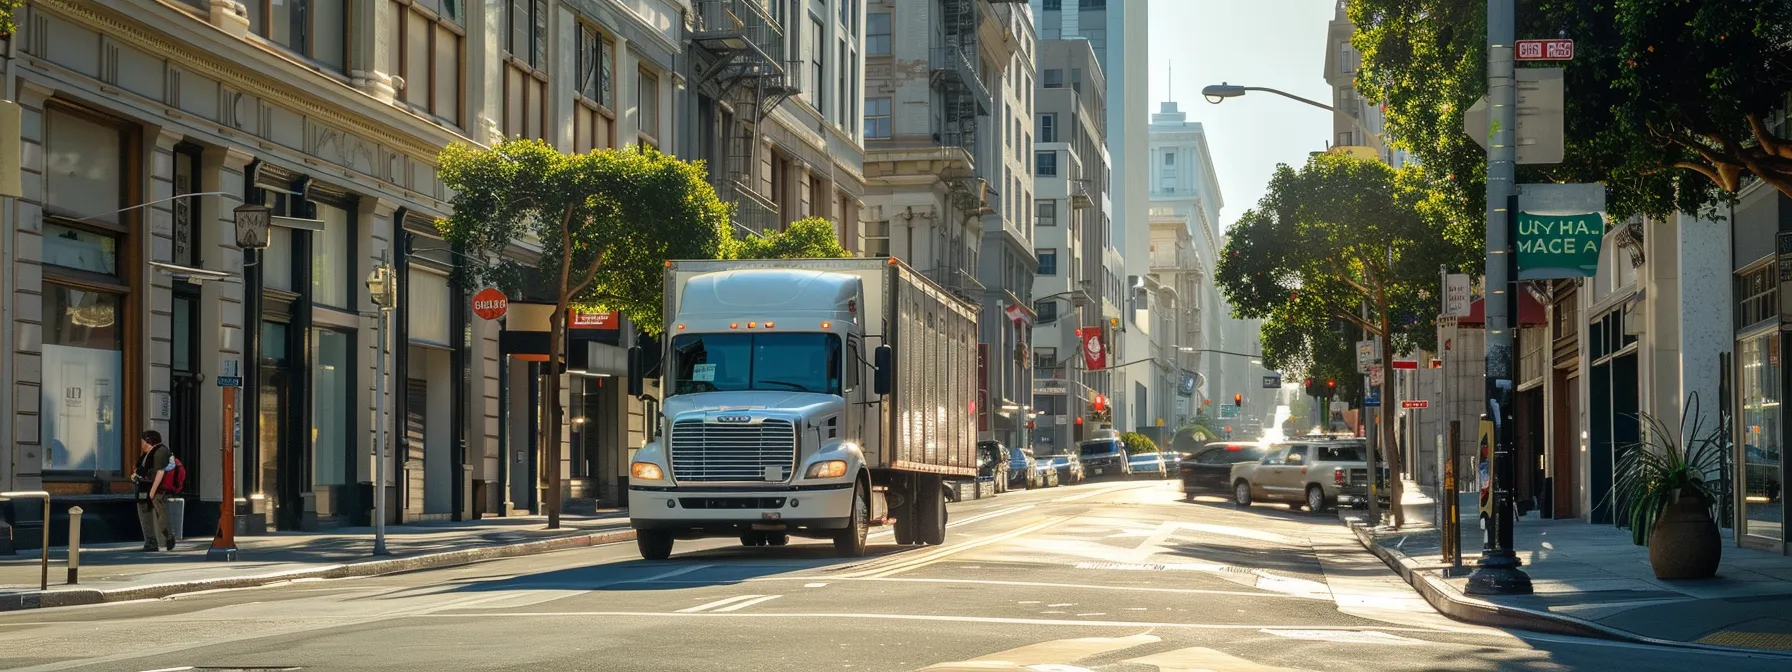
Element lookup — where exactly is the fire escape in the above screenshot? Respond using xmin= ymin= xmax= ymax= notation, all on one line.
xmin=932 ymin=0 xmax=994 ymax=220
xmin=690 ymin=0 xmax=800 ymax=235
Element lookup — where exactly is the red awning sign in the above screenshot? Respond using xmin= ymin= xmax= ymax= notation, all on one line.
xmin=571 ymin=311 xmax=620 ymax=329
xmin=472 ymin=288 xmax=508 ymax=321
xmin=1391 ymin=360 xmax=1419 ymax=370
xmin=1402 ymin=400 xmax=1430 ymax=409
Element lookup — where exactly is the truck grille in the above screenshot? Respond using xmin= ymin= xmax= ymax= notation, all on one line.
xmin=670 ymin=419 xmax=798 ymax=483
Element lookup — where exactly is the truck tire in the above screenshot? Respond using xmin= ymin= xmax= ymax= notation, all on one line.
xmin=892 ymin=494 xmax=917 ymax=545
xmin=916 ymin=475 xmax=948 ymax=546
xmin=637 ymin=530 xmax=674 ymax=560
xmin=834 ymin=482 xmax=870 ymax=557
xmin=1306 ymin=485 xmax=1328 ymax=514
xmin=1233 ymin=480 xmax=1253 ymax=507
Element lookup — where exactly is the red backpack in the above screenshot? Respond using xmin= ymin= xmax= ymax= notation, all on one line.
xmin=165 ymin=456 xmax=188 ymax=493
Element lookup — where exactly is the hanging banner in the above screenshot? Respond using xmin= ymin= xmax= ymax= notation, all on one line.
xmin=1078 ymin=327 xmax=1106 ymax=370
xmin=1515 ymin=212 xmax=1605 ymax=279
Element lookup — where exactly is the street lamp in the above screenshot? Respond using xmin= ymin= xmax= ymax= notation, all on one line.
xmin=366 ymin=252 xmax=398 ymax=556
xmin=1200 ymin=82 xmax=1386 ymax=157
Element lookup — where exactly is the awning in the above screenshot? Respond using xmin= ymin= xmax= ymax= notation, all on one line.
xmin=1457 ymin=291 xmax=1547 ymax=328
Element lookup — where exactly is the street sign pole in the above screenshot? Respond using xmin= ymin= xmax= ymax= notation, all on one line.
xmin=1467 ymin=0 xmax=1534 ymax=596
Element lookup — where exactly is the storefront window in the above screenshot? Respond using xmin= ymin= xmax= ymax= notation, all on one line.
xmin=41 ymin=286 xmax=124 ymax=471
xmin=1740 ymin=331 xmax=1782 ymax=541
xmin=313 ymin=330 xmax=351 ymax=485
xmin=311 ymin=202 xmax=351 ymax=308
xmin=45 ymin=110 xmax=123 ymax=224
xmin=408 ymin=268 xmax=452 ymax=345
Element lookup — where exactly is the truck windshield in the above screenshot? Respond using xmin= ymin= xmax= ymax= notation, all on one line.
xmin=671 ymin=332 xmax=842 ymax=396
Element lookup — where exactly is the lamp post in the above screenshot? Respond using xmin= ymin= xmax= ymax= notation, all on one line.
xmin=1200 ymin=83 xmax=1387 ymax=159
xmin=366 ymin=252 xmax=398 ymax=556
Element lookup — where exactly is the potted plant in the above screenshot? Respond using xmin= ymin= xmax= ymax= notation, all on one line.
xmin=1610 ymin=393 xmax=1730 ymax=580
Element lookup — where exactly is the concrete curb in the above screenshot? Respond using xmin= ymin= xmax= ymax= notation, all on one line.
xmin=1344 ymin=520 xmax=1792 ymax=657
xmin=0 ymin=527 xmax=636 ymax=613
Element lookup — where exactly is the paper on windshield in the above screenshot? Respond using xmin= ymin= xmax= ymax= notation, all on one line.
xmin=693 ymin=363 xmax=717 ymax=382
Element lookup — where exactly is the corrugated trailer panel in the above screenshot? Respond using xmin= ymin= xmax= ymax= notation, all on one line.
xmin=888 ymin=263 xmax=976 ymax=475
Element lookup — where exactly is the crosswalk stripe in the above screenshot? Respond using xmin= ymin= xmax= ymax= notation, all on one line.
xmin=709 ymin=595 xmax=782 ymax=612
xmin=676 ymin=595 xmax=766 ymax=613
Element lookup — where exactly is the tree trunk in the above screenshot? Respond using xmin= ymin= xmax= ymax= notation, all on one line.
xmin=1378 ymin=310 xmax=1405 ymax=529
xmin=545 ymin=302 xmax=565 ymax=529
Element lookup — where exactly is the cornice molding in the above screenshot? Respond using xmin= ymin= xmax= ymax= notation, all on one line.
xmin=39 ymin=0 xmax=458 ymax=164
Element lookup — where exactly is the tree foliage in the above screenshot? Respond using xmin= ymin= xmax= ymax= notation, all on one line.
xmin=435 ymin=139 xmax=730 ymax=333
xmin=729 ymin=216 xmax=852 ymax=259
xmin=1351 ymin=0 xmax=1792 ymax=223
xmin=0 ymin=2 xmax=21 ymax=37
xmin=1217 ymin=153 xmax=1477 ymax=526
xmin=1120 ymin=432 xmax=1159 ymax=455
xmin=435 ymin=138 xmax=729 ymax=526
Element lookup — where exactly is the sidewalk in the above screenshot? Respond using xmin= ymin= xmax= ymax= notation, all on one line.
xmin=1346 ymin=481 xmax=1792 ymax=653
xmin=0 ymin=512 xmax=634 ymax=612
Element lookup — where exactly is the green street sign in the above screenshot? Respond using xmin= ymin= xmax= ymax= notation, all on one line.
xmin=1515 ymin=211 xmax=1605 ymax=280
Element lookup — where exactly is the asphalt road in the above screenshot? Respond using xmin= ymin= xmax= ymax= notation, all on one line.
xmin=2 ymin=478 xmax=1789 ymax=671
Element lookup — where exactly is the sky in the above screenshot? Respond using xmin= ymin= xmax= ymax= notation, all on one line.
xmin=1146 ymin=0 xmax=1342 ymax=231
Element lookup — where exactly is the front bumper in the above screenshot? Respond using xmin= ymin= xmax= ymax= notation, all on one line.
xmin=1082 ymin=457 xmax=1127 ymax=475
xmin=628 ymin=484 xmax=857 ymax=536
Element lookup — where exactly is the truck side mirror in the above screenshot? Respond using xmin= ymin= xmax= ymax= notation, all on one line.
xmin=873 ymin=345 xmax=893 ymax=396
xmin=627 ymin=346 xmax=645 ymax=397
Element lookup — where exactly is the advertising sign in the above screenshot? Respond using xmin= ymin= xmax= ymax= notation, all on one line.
xmin=1078 ymin=328 xmax=1106 ymax=370
xmin=472 ymin=288 xmax=508 ymax=321
xmin=1515 ymin=211 xmax=1605 ymax=279
xmin=1444 ymin=273 xmax=1472 ymax=317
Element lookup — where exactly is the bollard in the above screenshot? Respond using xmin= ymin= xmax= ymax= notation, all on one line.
xmin=67 ymin=506 xmax=82 ymax=585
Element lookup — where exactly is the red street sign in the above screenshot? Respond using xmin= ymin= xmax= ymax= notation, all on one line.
xmin=1516 ymin=39 xmax=1573 ymax=61
xmin=471 ymin=288 xmax=508 ymax=321
xmin=1402 ymin=400 xmax=1430 ymax=409
xmin=570 ymin=311 xmax=619 ymax=330
xmin=1429 ymin=359 xmax=1444 ymax=369
xmin=1391 ymin=360 xmax=1419 ymax=370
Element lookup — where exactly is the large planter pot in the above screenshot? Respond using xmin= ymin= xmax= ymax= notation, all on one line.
xmin=1648 ymin=496 xmax=1722 ymax=580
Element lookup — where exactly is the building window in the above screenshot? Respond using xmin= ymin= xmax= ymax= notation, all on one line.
xmin=244 ymin=0 xmax=348 ymax=71
xmin=1037 ymin=248 xmax=1058 ymax=275
xmin=1340 ymin=43 xmax=1356 ymax=74
xmin=42 ymin=106 xmax=138 ymax=475
xmin=638 ymin=68 xmax=661 ymax=145
xmin=311 ymin=201 xmax=352 ymax=309
xmin=838 ymin=39 xmax=850 ymax=125
xmin=865 ymin=218 xmax=890 ymax=257
xmin=392 ymin=0 xmax=464 ymax=126
xmin=1038 ymin=200 xmax=1057 ymax=226
xmin=313 ymin=329 xmax=353 ymax=486
xmin=1043 ymin=69 xmax=1063 ymax=88
xmin=1337 ymin=131 xmax=1354 ymax=147
xmin=575 ymin=22 xmax=617 ymax=152
xmin=1043 ymin=0 xmax=1061 ymax=9
xmin=503 ymin=0 xmax=548 ymax=139
xmin=1036 ymin=300 xmax=1059 ymax=324
xmin=1039 ymin=114 xmax=1056 ymax=142
xmin=1737 ymin=264 xmax=1778 ymax=329
xmin=864 ymin=97 xmax=891 ymax=138
xmin=172 ymin=149 xmax=201 ymax=268
xmin=1164 ymin=152 xmax=1175 ymax=166
xmin=867 ymin=12 xmax=891 ymax=55
xmin=811 ymin=16 xmax=826 ymax=106
xmin=1036 ymin=151 xmax=1057 ymax=176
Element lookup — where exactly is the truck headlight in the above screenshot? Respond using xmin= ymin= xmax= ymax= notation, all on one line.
xmin=631 ymin=462 xmax=664 ymax=480
xmin=805 ymin=460 xmax=848 ymax=479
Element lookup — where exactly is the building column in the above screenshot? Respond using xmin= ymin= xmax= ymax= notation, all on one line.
xmin=199 ymin=147 xmax=255 ymax=507
xmin=1644 ymin=216 xmax=1682 ymax=437
xmin=1676 ymin=210 xmax=1732 ymax=440
xmin=350 ymin=0 xmax=399 ymax=102
xmin=143 ymin=129 xmax=184 ymax=442
xmin=9 ymin=80 xmax=53 ymax=494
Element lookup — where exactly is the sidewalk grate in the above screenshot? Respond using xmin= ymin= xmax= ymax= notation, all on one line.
xmin=1696 ymin=631 xmax=1792 ymax=651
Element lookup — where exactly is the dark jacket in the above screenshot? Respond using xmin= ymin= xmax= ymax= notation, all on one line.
xmin=136 ymin=443 xmax=172 ymax=496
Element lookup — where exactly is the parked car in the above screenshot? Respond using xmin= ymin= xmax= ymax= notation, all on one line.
xmin=1229 ymin=439 xmax=1373 ymax=513
xmin=1078 ymin=438 xmax=1133 ymax=479
xmin=1180 ymin=442 xmax=1269 ymax=498
xmin=1128 ymin=452 xmax=1170 ymax=479
xmin=1047 ymin=453 xmax=1085 ymax=484
xmin=977 ymin=441 xmax=1011 ymax=493
xmin=1008 ymin=446 xmax=1040 ymax=490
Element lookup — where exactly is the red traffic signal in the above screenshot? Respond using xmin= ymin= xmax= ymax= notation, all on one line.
xmin=1233 ymin=393 xmax=1243 ymax=406
xmin=1075 ymin=416 xmax=1084 ymax=425
xmin=1326 ymin=379 xmax=1336 ymax=392
xmin=1092 ymin=394 xmax=1108 ymax=412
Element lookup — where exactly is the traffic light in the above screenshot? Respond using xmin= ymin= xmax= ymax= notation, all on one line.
xmin=1304 ymin=377 xmax=1322 ymax=398
xmin=1233 ymin=393 xmax=1243 ymax=406
xmin=1326 ymin=379 xmax=1337 ymax=396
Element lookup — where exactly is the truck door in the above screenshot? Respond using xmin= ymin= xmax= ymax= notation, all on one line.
xmin=847 ymin=336 xmax=875 ymax=458
xmin=1273 ymin=444 xmax=1311 ymax=498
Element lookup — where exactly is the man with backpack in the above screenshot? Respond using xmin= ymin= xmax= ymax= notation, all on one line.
xmin=133 ymin=429 xmax=179 ymax=551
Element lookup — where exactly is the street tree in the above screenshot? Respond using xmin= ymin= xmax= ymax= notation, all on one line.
xmin=436 ymin=139 xmax=731 ymax=527
xmin=1350 ymin=0 xmax=1792 ymax=223
xmin=1217 ymin=153 xmax=1477 ymax=527
xmin=729 ymin=216 xmax=852 ymax=259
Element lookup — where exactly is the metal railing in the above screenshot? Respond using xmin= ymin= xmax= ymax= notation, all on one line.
xmin=690 ymin=0 xmax=789 ymax=74
xmin=931 ymin=45 xmax=992 ymax=110
xmin=0 ymin=491 xmax=50 ymax=590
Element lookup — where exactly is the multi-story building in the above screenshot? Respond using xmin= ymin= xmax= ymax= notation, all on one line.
xmin=858 ymin=0 xmax=1033 ymax=446
xmin=1035 ymin=0 xmax=1151 ymax=431
xmin=0 ymin=0 xmax=872 ymax=548
xmin=1028 ymin=37 xmax=1110 ymax=451
xmin=1323 ymin=1 xmax=1406 ymax=167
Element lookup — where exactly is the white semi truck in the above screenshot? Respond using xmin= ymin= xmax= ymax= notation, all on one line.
xmin=624 ymin=258 xmax=979 ymax=559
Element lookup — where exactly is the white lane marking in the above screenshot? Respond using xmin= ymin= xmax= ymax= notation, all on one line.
xmin=746 ymin=573 xmax=1331 ymax=600
xmin=677 ymin=594 xmax=767 ymax=613
xmin=612 ymin=564 xmax=713 ymax=585
xmin=917 ymin=634 xmax=1160 ymax=671
xmin=1127 ymin=521 xmax=1180 ymax=562
xmin=1052 ymin=483 xmax=1147 ymax=503
xmin=1260 ymin=628 xmax=1421 ymax=645
xmin=847 ymin=517 xmax=1067 ymax=579
xmin=803 ymin=583 xmax=828 ymax=588
xmin=710 ymin=594 xmax=783 ymax=612
xmin=871 ymin=504 xmax=1037 ymax=539
xmin=427 ymin=610 xmax=1448 ymax=632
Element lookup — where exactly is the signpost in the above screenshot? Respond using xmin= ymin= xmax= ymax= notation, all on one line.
xmin=1463 ymin=68 xmax=1565 ymax=165
xmin=1356 ymin=340 xmax=1379 ymax=374
xmin=1515 ymin=39 xmax=1574 ymax=61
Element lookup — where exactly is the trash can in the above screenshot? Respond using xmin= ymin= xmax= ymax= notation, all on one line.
xmin=164 ymin=497 xmax=185 ymax=541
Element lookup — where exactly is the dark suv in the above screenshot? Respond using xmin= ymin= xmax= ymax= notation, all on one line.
xmin=1077 ymin=438 xmax=1132 ymax=479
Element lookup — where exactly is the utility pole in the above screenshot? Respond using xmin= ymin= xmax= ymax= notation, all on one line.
xmin=1466 ymin=0 xmax=1534 ymax=595
xmin=368 ymin=251 xmax=397 ymax=556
